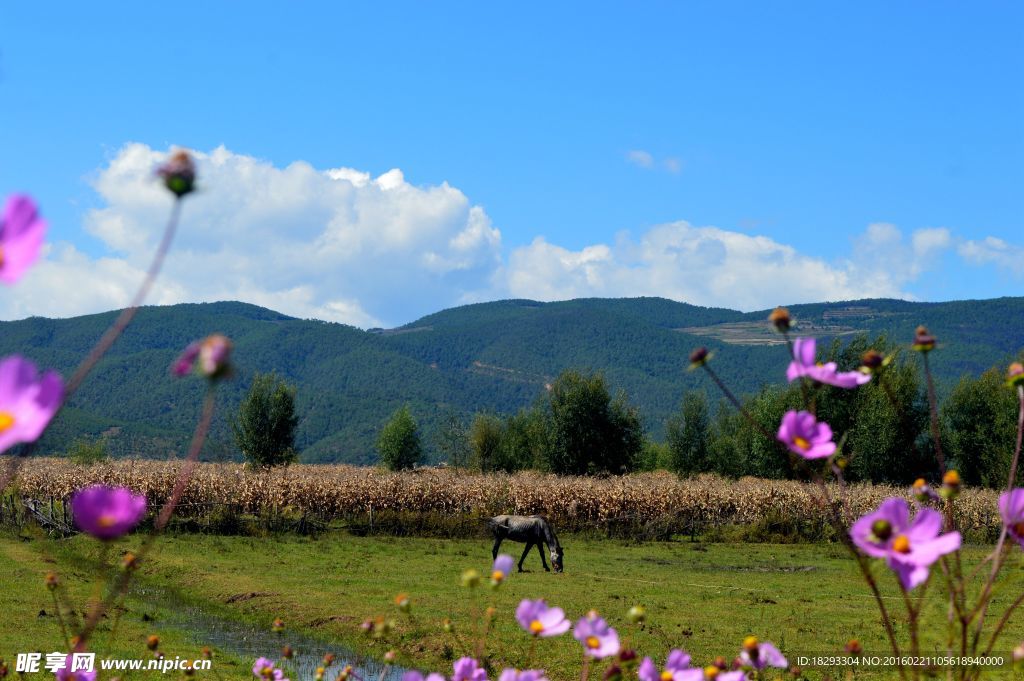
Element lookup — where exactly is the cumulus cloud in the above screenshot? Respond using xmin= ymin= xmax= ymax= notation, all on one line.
xmin=3 ymin=144 xmax=502 ymax=327
xmin=501 ymin=221 xmax=955 ymax=311
xmin=3 ymin=142 xmax=1013 ymax=326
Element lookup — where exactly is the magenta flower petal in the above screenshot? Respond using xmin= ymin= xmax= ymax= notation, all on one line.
xmin=71 ymin=485 xmax=147 ymax=540
xmin=0 ymin=355 xmax=63 ymax=455
xmin=999 ymin=489 xmax=1024 ymax=548
xmin=171 ymin=342 xmax=201 ymax=377
xmin=786 ymin=336 xmax=871 ymax=388
xmin=776 ymin=410 xmax=836 ymax=460
xmin=452 ymin=657 xmax=487 ymax=681
xmin=0 ymin=194 xmax=46 ymax=284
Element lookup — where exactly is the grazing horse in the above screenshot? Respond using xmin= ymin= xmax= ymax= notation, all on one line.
xmin=488 ymin=514 xmax=564 ymax=573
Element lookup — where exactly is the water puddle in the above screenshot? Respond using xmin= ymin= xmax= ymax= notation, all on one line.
xmin=132 ymin=585 xmax=406 ymax=681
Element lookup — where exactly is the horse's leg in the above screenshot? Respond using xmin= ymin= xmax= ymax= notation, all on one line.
xmin=518 ymin=542 xmax=533 ymax=572
xmin=537 ymin=543 xmax=550 ymax=571
xmin=492 ymin=536 xmax=502 ymax=561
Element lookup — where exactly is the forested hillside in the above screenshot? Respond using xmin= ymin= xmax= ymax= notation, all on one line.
xmin=2 ymin=296 xmax=1022 ymax=464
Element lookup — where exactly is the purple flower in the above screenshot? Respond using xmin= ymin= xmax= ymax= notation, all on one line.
xmin=850 ymin=497 xmax=961 ymax=590
xmin=638 ymin=650 xmax=702 ymax=681
xmin=491 ymin=553 xmax=514 ymax=584
xmin=403 ymin=673 xmax=446 ymax=681
xmin=573 ymin=612 xmax=620 ymax=659
xmin=516 ymin=599 xmax=570 ymax=637
xmin=786 ymin=338 xmax=870 ymax=388
xmin=0 ymin=355 xmax=63 ymax=455
xmin=71 ymin=485 xmax=147 ymax=540
xmin=498 ymin=670 xmax=548 ymax=681
xmin=452 ymin=657 xmax=487 ymax=681
xmin=54 ymin=654 xmax=97 ymax=681
xmin=171 ymin=335 xmax=232 ymax=379
xmin=0 ymin=194 xmax=46 ymax=284
xmin=739 ymin=637 xmax=787 ymax=670
xmin=776 ymin=410 xmax=836 ymax=460
xmin=999 ymin=489 xmax=1024 ymax=548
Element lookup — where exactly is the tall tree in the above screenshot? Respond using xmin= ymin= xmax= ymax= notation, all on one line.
xmin=542 ymin=369 xmax=643 ymax=475
xmin=232 ymin=372 xmax=299 ymax=467
xmin=377 ymin=405 xmax=422 ymax=471
xmin=666 ymin=391 xmax=711 ymax=476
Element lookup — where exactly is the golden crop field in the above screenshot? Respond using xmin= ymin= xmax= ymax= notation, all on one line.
xmin=8 ymin=458 xmax=1004 ymax=540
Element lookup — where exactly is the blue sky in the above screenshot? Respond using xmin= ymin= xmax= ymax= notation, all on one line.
xmin=1 ymin=3 xmax=1021 ymax=327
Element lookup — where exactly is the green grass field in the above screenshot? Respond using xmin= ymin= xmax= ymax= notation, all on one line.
xmin=3 ymin=530 xmax=1024 ymax=680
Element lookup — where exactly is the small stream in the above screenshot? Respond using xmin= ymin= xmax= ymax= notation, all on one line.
xmin=132 ymin=585 xmax=407 ymax=681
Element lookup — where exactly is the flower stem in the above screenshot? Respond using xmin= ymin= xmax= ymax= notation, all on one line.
xmin=921 ymin=353 xmax=946 ymax=475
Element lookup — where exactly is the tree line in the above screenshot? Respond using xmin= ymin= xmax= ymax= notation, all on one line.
xmin=376 ymin=334 xmax=1024 ymax=488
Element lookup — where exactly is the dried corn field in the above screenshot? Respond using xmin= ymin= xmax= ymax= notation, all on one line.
xmin=7 ymin=458 xmax=1005 ymax=541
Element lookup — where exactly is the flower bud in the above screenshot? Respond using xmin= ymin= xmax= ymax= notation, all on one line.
xmin=394 ymin=593 xmax=411 ymax=613
xmin=1008 ymin=363 xmax=1024 ymax=389
xmin=199 ymin=334 xmax=233 ymax=379
xmin=45 ymin=572 xmax=59 ymax=590
xmin=942 ymin=469 xmax=961 ymax=492
xmin=844 ymin=639 xmax=863 ymax=655
xmin=272 ymin=618 xmax=285 ymax=633
xmin=442 ymin=618 xmax=454 ymax=633
xmin=627 ymin=606 xmax=646 ymax=624
xmin=688 ymin=347 xmax=711 ymax=369
xmin=618 ymin=649 xmax=637 ymax=663
xmin=147 ymin=635 xmax=160 ymax=651
xmin=0 ymin=658 xmax=7 ymax=678
xmin=603 ymin=664 xmax=622 ymax=681
xmin=384 ymin=650 xmax=397 ymax=663
xmin=323 ymin=653 xmax=336 ymax=666
xmin=461 ymin=569 xmax=481 ymax=588
xmin=912 ymin=325 xmax=936 ymax=352
xmin=1013 ymin=643 xmax=1024 ymax=662
xmin=201 ymin=647 xmax=213 ymax=660
xmin=871 ymin=519 xmax=893 ymax=542
xmin=768 ymin=307 xmax=791 ymax=332
xmin=860 ymin=349 xmax=888 ymax=375
xmin=156 ymin=151 xmax=196 ymax=198
xmin=282 ymin=646 xmax=294 ymax=660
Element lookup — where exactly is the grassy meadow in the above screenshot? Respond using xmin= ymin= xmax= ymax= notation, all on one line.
xmin=4 ymin=529 xmax=1024 ymax=680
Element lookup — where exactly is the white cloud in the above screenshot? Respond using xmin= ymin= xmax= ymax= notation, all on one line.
xmin=626 ymin=150 xmax=654 ymax=169
xmin=2 ymin=144 xmax=502 ymax=327
xmin=501 ymin=221 xmax=956 ymax=311
xmin=958 ymin=237 xmax=1024 ymax=276
xmin=4 ymin=142 xmax=1015 ymax=326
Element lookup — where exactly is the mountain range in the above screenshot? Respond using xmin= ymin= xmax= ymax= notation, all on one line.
xmin=4 ymin=296 xmax=1023 ymax=464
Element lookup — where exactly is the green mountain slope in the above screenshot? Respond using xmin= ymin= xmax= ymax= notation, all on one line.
xmin=2 ymin=297 xmax=1022 ymax=464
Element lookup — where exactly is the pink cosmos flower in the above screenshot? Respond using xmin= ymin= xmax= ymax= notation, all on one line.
xmin=786 ymin=338 xmax=870 ymax=388
xmin=638 ymin=650 xmax=701 ymax=681
xmin=71 ymin=485 xmax=147 ymax=540
xmin=0 ymin=355 xmax=63 ymax=455
xmin=171 ymin=341 xmax=201 ymax=377
xmin=776 ymin=410 xmax=836 ymax=459
xmin=54 ymin=654 xmax=97 ymax=681
xmin=452 ymin=657 xmax=487 ymax=681
xmin=573 ymin=612 xmax=619 ymax=659
xmin=0 ymin=194 xmax=46 ymax=284
xmin=252 ymin=658 xmax=283 ymax=680
xmin=850 ymin=497 xmax=961 ymax=590
xmin=515 ymin=599 xmax=570 ymax=637
xmin=999 ymin=489 xmax=1024 ymax=548
xmin=492 ymin=554 xmax=514 ymax=583
xmin=738 ymin=637 xmax=787 ymax=670
xmin=498 ymin=670 xmax=548 ymax=681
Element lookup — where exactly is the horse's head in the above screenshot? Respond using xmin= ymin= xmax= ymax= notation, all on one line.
xmin=551 ymin=546 xmax=564 ymax=573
